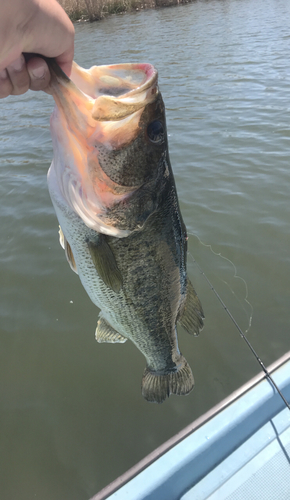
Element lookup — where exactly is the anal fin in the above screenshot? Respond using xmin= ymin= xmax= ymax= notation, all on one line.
xmin=178 ymin=279 xmax=204 ymax=336
xmin=95 ymin=316 xmax=127 ymax=344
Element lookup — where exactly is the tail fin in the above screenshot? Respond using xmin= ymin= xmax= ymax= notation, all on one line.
xmin=141 ymin=356 xmax=194 ymax=404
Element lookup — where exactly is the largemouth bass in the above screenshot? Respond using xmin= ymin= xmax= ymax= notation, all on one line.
xmin=47 ymin=60 xmax=204 ymax=403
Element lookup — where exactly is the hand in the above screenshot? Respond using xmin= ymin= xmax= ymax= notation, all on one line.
xmin=0 ymin=0 xmax=74 ymax=98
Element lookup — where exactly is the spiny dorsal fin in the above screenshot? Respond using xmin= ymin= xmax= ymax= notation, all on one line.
xmin=87 ymin=234 xmax=123 ymax=293
xmin=178 ymin=279 xmax=204 ymax=336
xmin=58 ymin=226 xmax=78 ymax=274
xmin=95 ymin=315 xmax=127 ymax=343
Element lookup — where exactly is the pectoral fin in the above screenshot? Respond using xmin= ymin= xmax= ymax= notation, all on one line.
xmin=178 ymin=279 xmax=204 ymax=336
xmin=87 ymin=234 xmax=123 ymax=293
xmin=95 ymin=315 xmax=127 ymax=343
xmin=58 ymin=226 xmax=78 ymax=274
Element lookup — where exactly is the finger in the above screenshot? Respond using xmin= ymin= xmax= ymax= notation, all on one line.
xmin=6 ymin=55 xmax=29 ymax=96
xmin=55 ymin=44 xmax=74 ymax=77
xmin=27 ymin=57 xmax=51 ymax=91
xmin=0 ymin=69 xmax=13 ymax=99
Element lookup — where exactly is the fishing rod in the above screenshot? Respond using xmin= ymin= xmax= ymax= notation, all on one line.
xmin=191 ymin=256 xmax=290 ymax=412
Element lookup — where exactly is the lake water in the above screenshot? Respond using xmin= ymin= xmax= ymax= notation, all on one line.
xmin=1 ymin=0 xmax=290 ymax=498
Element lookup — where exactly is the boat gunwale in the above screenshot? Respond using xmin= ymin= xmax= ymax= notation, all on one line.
xmin=90 ymin=350 xmax=290 ymax=500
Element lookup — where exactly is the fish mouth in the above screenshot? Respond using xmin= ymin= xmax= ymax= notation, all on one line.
xmin=48 ymin=60 xmax=158 ymax=237
xmin=71 ymin=62 xmax=158 ymax=120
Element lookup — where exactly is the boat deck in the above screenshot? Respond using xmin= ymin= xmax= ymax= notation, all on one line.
xmin=91 ymin=352 xmax=290 ymax=500
xmin=182 ymin=360 xmax=290 ymax=500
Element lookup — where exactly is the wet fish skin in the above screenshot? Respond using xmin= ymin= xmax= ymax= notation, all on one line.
xmin=95 ymin=95 xmax=167 ymax=233
xmin=47 ymin=61 xmax=204 ymax=403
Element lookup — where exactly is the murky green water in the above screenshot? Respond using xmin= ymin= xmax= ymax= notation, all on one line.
xmin=1 ymin=0 xmax=290 ymax=498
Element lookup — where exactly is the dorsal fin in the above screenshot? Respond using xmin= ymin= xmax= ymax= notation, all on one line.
xmin=178 ymin=279 xmax=204 ymax=336
xmin=87 ymin=234 xmax=123 ymax=293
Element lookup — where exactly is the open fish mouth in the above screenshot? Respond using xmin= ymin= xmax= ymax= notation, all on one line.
xmin=48 ymin=61 xmax=159 ymax=237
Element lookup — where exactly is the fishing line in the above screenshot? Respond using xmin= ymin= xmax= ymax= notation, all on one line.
xmin=190 ymin=234 xmax=253 ymax=333
xmin=189 ymin=247 xmax=290 ymax=412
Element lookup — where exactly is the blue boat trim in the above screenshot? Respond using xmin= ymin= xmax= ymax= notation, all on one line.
xmin=90 ymin=351 xmax=290 ymax=500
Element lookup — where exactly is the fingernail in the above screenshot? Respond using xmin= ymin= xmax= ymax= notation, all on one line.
xmin=9 ymin=55 xmax=25 ymax=72
xmin=31 ymin=65 xmax=46 ymax=79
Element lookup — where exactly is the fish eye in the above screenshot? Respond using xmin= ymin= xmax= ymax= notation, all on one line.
xmin=147 ymin=121 xmax=164 ymax=144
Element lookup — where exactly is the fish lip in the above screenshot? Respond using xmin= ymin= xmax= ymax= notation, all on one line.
xmin=69 ymin=62 xmax=159 ymax=122
xmin=48 ymin=60 xmax=158 ymax=102
xmin=71 ymin=62 xmax=158 ymax=100
xmin=48 ymin=61 xmax=159 ymax=128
